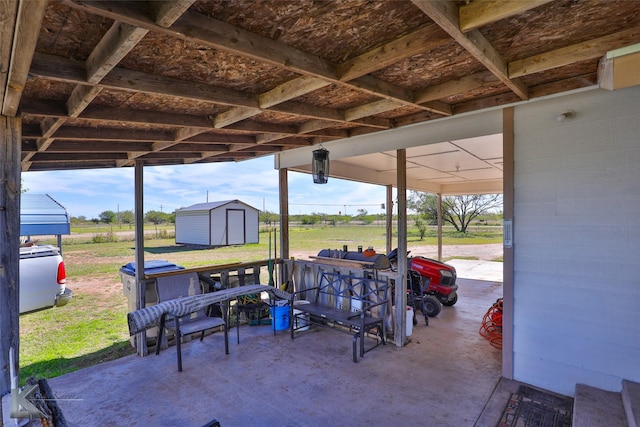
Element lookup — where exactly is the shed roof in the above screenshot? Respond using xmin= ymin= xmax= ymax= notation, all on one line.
xmin=20 ymin=193 xmax=70 ymax=236
xmin=177 ymin=200 xmax=258 ymax=213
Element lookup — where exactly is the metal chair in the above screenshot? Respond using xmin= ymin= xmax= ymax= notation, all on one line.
xmin=155 ymin=273 xmax=229 ymax=372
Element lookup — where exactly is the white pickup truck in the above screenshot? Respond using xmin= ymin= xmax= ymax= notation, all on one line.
xmin=19 ymin=244 xmax=72 ymax=314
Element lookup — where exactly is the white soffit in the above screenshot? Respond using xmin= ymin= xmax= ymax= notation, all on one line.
xmin=276 ymin=108 xmax=504 ymax=194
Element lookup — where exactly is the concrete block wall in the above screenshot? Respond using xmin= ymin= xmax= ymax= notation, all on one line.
xmin=512 ymin=86 xmax=640 ymax=395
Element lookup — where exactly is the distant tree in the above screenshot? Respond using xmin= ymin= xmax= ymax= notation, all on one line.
xmin=260 ymin=210 xmax=278 ymax=225
xmin=119 ymin=210 xmax=134 ymax=228
xmin=91 ymin=218 xmax=100 ymax=224
xmin=145 ymin=210 xmax=172 ymax=236
xmin=408 ymin=193 xmax=439 ymax=225
xmin=145 ymin=210 xmax=171 ymax=225
xmin=71 ymin=215 xmax=86 ymax=224
xmin=300 ymin=214 xmax=318 ymax=225
xmin=356 ymin=208 xmax=368 ymax=217
xmin=99 ymin=210 xmax=117 ymax=224
xmin=414 ymin=215 xmax=427 ymax=240
xmin=409 ymin=192 xmax=502 ymax=233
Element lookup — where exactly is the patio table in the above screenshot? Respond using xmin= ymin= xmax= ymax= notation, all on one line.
xmin=127 ymin=284 xmax=290 ymax=336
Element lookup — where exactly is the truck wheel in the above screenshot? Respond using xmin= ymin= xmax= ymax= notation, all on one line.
xmin=424 ymin=296 xmax=442 ymax=317
xmin=442 ymin=293 xmax=458 ymax=307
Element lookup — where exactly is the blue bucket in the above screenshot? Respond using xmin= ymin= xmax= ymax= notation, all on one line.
xmin=270 ymin=305 xmax=290 ymax=331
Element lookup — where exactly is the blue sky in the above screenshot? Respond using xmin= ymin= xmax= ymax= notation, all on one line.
xmin=21 ymin=156 xmax=389 ymax=219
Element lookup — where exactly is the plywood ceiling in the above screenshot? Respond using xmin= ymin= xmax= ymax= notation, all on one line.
xmin=1 ymin=0 xmax=639 ymax=173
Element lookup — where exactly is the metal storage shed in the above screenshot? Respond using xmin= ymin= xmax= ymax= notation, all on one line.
xmin=175 ymin=200 xmax=259 ymax=247
xmin=20 ymin=193 xmax=70 ymax=244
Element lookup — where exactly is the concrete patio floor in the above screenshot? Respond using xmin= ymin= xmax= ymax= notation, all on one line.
xmin=49 ymin=267 xmax=506 ymax=427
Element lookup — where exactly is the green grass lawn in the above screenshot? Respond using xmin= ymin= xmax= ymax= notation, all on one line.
xmin=19 ymin=224 xmax=502 ymax=383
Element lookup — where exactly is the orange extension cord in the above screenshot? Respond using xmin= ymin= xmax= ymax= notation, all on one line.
xmin=479 ymin=298 xmax=503 ymax=349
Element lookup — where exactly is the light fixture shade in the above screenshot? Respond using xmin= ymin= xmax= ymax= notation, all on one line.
xmin=312 ymin=148 xmax=330 ymax=184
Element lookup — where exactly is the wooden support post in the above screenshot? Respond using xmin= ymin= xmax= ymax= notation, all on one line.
xmin=502 ymin=107 xmax=515 ymax=378
xmin=278 ymin=168 xmax=289 ymax=285
xmin=0 ymin=116 xmax=21 ymax=395
xmin=395 ymin=149 xmax=407 ymax=347
xmin=385 ymin=184 xmax=393 ymax=254
xmin=134 ymin=160 xmax=147 ymax=356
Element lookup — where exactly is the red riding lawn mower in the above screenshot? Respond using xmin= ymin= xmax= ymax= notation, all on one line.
xmin=387 ymin=248 xmax=459 ymax=326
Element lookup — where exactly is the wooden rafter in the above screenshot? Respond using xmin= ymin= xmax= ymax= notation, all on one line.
xmin=414 ymin=71 xmax=500 ymax=104
xmin=458 ymin=0 xmax=554 ymax=33
xmin=509 ymin=27 xmax=640 ymax=78
xmin=61 ymin=1 xmax=452 ymax=116
xmin=30 ymin=54 xmax=391 ymax=134
xmin=0 ymin=1 xmax=18 ymax=116
xmin=411 ymin=0 xmax=529 ymax=100
xmin=26 ymin=0 xmax=194 ymax=170
xmin=1 ymin=0 xmax=47 ymax=117
xmin=47 ymin=0 xmax=462 ymax=158
xmin=336 ymin=24 xmax=449 ymax=82
xmin=10 ymin=0 xmax=637 ymax=172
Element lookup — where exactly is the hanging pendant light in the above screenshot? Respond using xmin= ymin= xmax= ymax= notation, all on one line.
xmin=312 ymin=147 xmax=330 ymax=184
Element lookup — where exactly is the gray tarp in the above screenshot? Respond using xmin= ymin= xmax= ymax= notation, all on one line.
xmin=127 ymin=284 xmax=290 ymax=335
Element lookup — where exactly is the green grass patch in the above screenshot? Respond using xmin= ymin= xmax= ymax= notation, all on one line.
xmin=19 ymin=293 xmax=134 ymax=384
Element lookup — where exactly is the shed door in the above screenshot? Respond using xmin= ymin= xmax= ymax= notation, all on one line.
xmin=226 ymin=209 xmax=245 ymax=245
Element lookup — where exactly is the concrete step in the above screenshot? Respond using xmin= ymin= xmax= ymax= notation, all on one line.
xmin=623 ymin=380 xmax=640 ymax=427
xmin=572 ymin=383 xmax=627 ymax=427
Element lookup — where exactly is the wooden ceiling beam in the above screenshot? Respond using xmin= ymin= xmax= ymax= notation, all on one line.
xmin=254 ymin=133 xmax=291 ymax=146
xmin=509 ymin=28 xmax=640 ymax=78
xmin=37 ymin=127 xmax=176 ymax=142
xmin=214 ymin=108 xmax=262 ymax=129
xmin=0 ymin=0 xmax=18 ymax=116
xmin=31 ymin=152 xmax=128 ymax=162
xmin=336 ymin=24 xmax=449 ymax=81
xmin=459 ymin=0 xmax=553 ymax=33
xmin=345 ymin=99 xmax=405 ymax=122
xmin=297 ymin=120 xmax=337 ymax=135
xmin=165 ymin=143 xmax=230 ymax=152
xmin=85 ymin=23 xmax=149 ymax=84
xmin=261 ymin=137 xmax=314 ymax=147
xmin=210 ymin=26 xmax=453 ymax=131
xmin=26 ymin=140 xmax=154 ymax=152
xmin=62 ymin=0 xmax=337 ymax=80
xmin=183 ymin=133 xmax=256 ymax=144
xmin=214 ymin=76 xmax=330 ymax=129
xmin=36 ymin=1 xmax=194 ymax=169
xmin=61 ymin=1 xmax=452 ymax=122
xmin=32 ymin=53 xmax=391 ymax=132
xmin=59 ymin=0 xmax=462 ymax=159
xmin=152 ymin=0 xmax=196 ymax=28
xmin=67 ymin=85 xmax=104 ymax=117
xmin=26 ymin=161 xmax=122 ymax=171
xmin=1 ymin=0 xmax=47 ymax=116
xmin=38 ymin=82 xmax=100 ymax=150
xmin=411 ymin=0 xmax=529 ymax=101
xmin=259 ymin=76 xmax=331 ymax=109
xmin=414 ymin=71 xmax=500 ymax=104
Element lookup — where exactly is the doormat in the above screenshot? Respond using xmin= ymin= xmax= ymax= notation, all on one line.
xmin=497 ymin=385 xmax=573 ymax=427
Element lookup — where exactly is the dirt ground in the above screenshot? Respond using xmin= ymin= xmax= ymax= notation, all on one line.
xmin=66 ymin=243 xmax=503 ymax=301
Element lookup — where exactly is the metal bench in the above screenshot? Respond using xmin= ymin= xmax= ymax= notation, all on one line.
xmin=289 ymin=269 xmax=389 ymax=362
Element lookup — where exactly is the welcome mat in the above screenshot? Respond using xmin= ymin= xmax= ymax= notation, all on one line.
xmin=497 ymin=385 xmax=573 ymax=427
